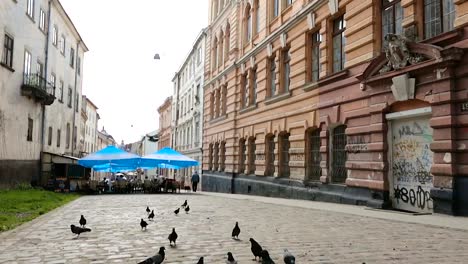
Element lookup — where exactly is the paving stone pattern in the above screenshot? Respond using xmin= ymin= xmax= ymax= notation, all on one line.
xmin=1 ymin=193 xmax=468 ymax=263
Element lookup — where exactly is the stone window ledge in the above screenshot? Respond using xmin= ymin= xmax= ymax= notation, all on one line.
xmin=209 ymin=114 xmax=227 ymax=124
xmin=239 ymin=103 xmax=258 ymax=115
xmin=0 ymin=63 xmax=15 ymax=72
xmin=302 ymin=81 xmax=319 ymax=92
xmin=264 ymin=91 xmax=291 ymax=105
xmin=317 ymin=69 xmax=349 ymax=86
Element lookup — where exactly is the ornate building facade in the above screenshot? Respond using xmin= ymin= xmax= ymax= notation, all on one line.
xmin=202 ymin=0 xmax=468 ymax=215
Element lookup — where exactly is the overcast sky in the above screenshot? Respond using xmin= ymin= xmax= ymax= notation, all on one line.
xmin=59 ymin=0 xmax=208 ymax=145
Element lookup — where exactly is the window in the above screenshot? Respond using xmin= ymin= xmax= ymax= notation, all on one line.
xmin=285 ymin=0 xmax=293 ymax=7
xmin=50 ymin=73 xmax=55 ymax=93
xmin=424 ymin=0 xmax=455 ymax=39
xmin=210 ymin=92 xmax=215 ymax=119
xmin=24 ymin=50 xmax=32 ymax=75
xmin=60 ymin=35 xmax=65 ymax=55
xmin=73 ymin=126 xmax=77 ymax=149
xmin=75 ymin=94 xmax=79 ymax=112
xmin=218 ymin=32 xmax=224 ymax=67
xmin=272 ymin=0 xmax=279 ymax=18
xmin=278 ymin=132 xmax=290 ymax=177
xmin=254 ymin=0 xmax=260 ymax=34
xmin=225 ymin=24 xmax=231 ymax=63
xmin=67 ymin=87 xmax=72 ymax=108
xmin=36 ymin=61 xmax=44 ymax=78
xmin=214 ymin=142 xmax=219 ymax=171
xmin=266 ymin=134 xmax=275 ymax=176
xmin=220 ymin=141 xmax=226 ymax=171
xmin=221 ymin=85 xmax=227 ymax=115
xmin=70 ymin=48 xmax=75 ymax=68
xmin=280 ymin=48 xmax=291 ymax=93
xmin=27 ymin=118 xmax=33 ymax=142
xmin=212 ymin=0 xmax=219 ymax=20
xmin=197 ymin=47 xmax=202 ymax=65
xmin=56 ymin=129 xmax=61 ymax=147
xmin=208 ymin=143 xmax=213 ymax=170
xmin=48 ymin=126 xmax=52 ymax=146
xmin=332 ymin=15 xmax=346 ymax=73
xmin=52 ymin=26 xmax=58 ymax=46
xmin=39 ymin=9 xmax=46 ymax=31
xmin=245 ymin=5 xmax=252 ymax=42
xmin=308 ymin=31 xmax=321 ymax=82
xmin=213 ymin=37 xmax=218 ymax=69
xmin=331 ymin=125 xmax=347 ymax=183
xmin=267 ymin=55 xmax=276 ymax=97
xmin=242 ymin=72 xmax=249 ymax=108
xmin=77 ymin=56 xmax=81 ymax=75
xmin=306 ymin=129 xmax=321 ymax=181
xmin=58 ymin=80 xmax=64 ymax=102
xmin=382 ymin=0 xmax=403 ymax=42
xmin=248 ymin=137 xmax=256 ymax=174
xmin=2 ymin=34 xmax=14 ymax=68
xmin=251 ymin=68 xmax=257 ymax=104
xmin=27 ymin=0 xmax=34 ymax=18
xmin=239 ymin=139 xmax=246 ymax=173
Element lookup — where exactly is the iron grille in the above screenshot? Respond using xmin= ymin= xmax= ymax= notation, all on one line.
xmin=279 ymin=133 xmax=290 ymax=177
xmin=307 ymin=129 xmax=321 ymax=181
xmin=239 ymin=140 xmax=246 ymax=173
xmin=248 ymin=138 xmax=256 ymax=174
xmin=332 ymin=125 xmax=347 ymax=183
xmin=267 ymin=136 xmax=275 ymax=176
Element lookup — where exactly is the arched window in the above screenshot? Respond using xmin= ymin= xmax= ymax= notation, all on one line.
xmin=278 ymin=132 xmax=290 ymax=177
xmin=241 ymin=72 xmax=249 ymax=108
xmin=219 ymin=31 xmax=224 ymax=68
xmin=332 ymin=125 xmax=347 ymax=183
xmin=248 ymin=137 xmax=256 ymax=174
xmin=216 ymin=88 xmax=221 ymax=118
xmin=214 ymin=142 xmax=220 ymax=171
xmin=254 ymin=0 xmax=260 ymax=34
xmin=239 ymin=138 xmax=246 ymax=174
xmin=245 ymin=4 xmax=252 ymax=42
xmin=225 ymin=23 xmax=231 ymax=63
xmin=265 ymin=134 xmax=275 ymax=176
xmin=306 ymin=128 xmax=321 ymax=181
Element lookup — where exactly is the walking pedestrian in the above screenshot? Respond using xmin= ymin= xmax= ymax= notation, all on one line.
xmin=191 ymin=171 xmax=200 ymax=192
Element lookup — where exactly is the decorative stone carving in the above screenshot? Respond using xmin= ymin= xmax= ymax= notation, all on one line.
xmin=280 ymin=33 xmax=287 ymax=48
xmin=250 ymin=56 xmax=256 ymax=68
xmin=307 ymin=12 xmax=315 ymax=30
xmin=380 ymin=34 xmax=424 ymax=74
xmin=267 ymin=43 xmax=273 ymax=57
xmin=390 ymin=73 xmax=415 ymax=101
xmin=328 ymin=0 xmax=338 ymax=15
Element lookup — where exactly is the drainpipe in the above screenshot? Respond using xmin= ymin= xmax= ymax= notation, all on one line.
xmin=71 ymin=41 xmax=80 ymax=157
xmin=38 ymin=0 xmax=53 ymax=186
xmin=173 ymin=73 xmax=181 ymax=180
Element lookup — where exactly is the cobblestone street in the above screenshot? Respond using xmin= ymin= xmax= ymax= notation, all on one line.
xmin=1 ymin=193 xmax=468 ymax=263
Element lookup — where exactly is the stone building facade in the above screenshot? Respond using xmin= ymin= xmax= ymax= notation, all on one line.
xmin=157 ymin=96 xmax=173 ymax=176
xmin=202 ymin=0 xmax=468 ymax=215
xmin=0 ymin=0 xmax=87 ymax=186
xmin=172 ymin=30 xmax=206 ymax=184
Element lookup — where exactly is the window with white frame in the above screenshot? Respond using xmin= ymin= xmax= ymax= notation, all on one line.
xmin=39 ymin=9 xmax=46 ymax=31
xmin=52 ymin=26 xmax=58 ymax=46
xmin=27 ymin=0 xmax=35 ymax=19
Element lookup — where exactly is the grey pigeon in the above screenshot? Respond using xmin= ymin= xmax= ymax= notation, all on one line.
xmin=168 ymin=228 xmax=178 ymax=246
xmin=146 ymin=206 xmax=151 ymax=214
xmin=196 ymin=256 xmax=204 ymax=264
xmin=249 ymin=238 xmax=263 ymax=261
xmin=79 ymin=215 xmax=86 ymax=227
xmin=185 ymin=205 xmax=190 ymax=213
xmin=174 ymin=208 xmax=180 ymax=215
xmin=140 ymin=218 xmax=148 ymax=230
xmin=70 ymin=224 xmax=91 ymax=238
xmin=138 ymin=246 xmax=165 ymax=264
xmin=231 ymin=222 xmax=240 ymax=239
xmin=226 ymin=252 xmax=238 ymax=264
xmin=283 ymin=249 xmax=295 ymax=264
xmin=181 ymin=200 xmax=187 ymax=207
xmin=261 ymin=250 xmax=275 ymax=264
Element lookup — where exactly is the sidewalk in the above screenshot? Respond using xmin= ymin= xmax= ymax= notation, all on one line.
xmin=202 ymin=191 xmax=468 ymax=231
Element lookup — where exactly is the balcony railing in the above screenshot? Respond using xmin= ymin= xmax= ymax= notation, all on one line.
xmin=21 ymin=73 xmax=56 ymax=105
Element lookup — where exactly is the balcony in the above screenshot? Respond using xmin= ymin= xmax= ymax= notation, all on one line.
xmin=21 ymin=73 xmax=56 ymax=105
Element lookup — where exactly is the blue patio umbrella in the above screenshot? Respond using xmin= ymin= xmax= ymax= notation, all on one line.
xmin=78 ymin=145 xmax=141 ymax=168
xmin=92 ymin=163 xmax=137 ymax=173
xmin=140 ymin=147 xmax=199 ymax=168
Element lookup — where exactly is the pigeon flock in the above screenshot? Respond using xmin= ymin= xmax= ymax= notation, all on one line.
xmin=70 ymin=199 xmax=296 ymax=263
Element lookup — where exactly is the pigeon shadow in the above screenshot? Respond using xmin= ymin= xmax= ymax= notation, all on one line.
xmin=170 ymin=244 xmax=177 ymax=248
xmin=232 ymin=238 xmax=242 ymax=242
